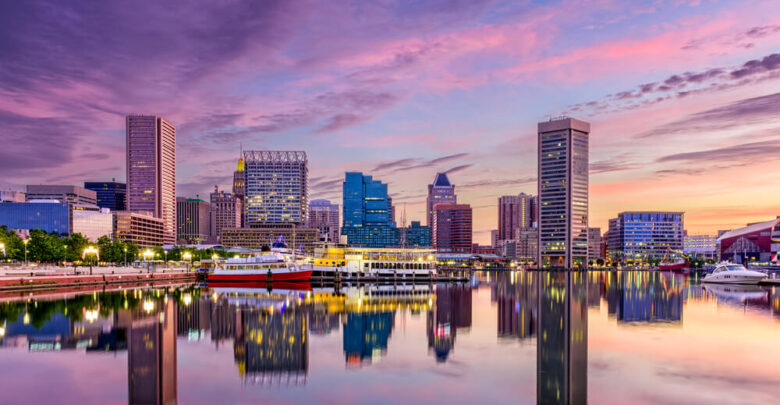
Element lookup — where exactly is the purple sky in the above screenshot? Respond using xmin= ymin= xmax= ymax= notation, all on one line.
xmin=1 ymin=0 xmax=779 ymax=242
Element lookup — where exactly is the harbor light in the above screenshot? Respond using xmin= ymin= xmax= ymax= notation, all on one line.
xmin=182 ymin=293 xmax=192 ymax=306
xmin=143 ymin=249 xmax=154 ymax=261
xmin=84 ymin=308 xmax=99 ymax=323
xmin=0 ymin=326 xmax=4 ymax=337
xmin=212 ymin=254 xmax=219 ymax=260
xmin=143 ymin=300 xmax=155 ymax=313
xmin=182 ymin=252 xmax=192 ymax=262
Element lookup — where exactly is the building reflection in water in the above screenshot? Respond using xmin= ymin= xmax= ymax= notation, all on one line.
xmin=426 ymin=283 xmax=472 ymax=362
xmin=343 ymin=311 xmax=394 ymax=366
xmin=494 ymin=271 xmax=537 ymax=341
xmin=126 ymin=299 xmax=178 ymax=405
xmin=616 ymin=272 xmax=682 ymax=323
xmin=537 ymin=272 xmax=588 ymax=405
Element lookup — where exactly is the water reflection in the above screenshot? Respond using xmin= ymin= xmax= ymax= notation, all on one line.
xmin=0 ymin=271 xmax=778 ymax=404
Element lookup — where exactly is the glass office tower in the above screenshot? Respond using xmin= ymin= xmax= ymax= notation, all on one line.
xmin=341 ymin=172 xmax=398 ymax=247
xmin=244 ymin=150 xmax=308 ymax=225
xmin=538 ymin=117 xmax=590 ymax=269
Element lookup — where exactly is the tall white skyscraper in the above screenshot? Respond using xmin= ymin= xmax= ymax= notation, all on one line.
xmin=126 ymin=115 xmax=176 ymax=244
xmin=537 ymin=117 xmax=589 ymax=269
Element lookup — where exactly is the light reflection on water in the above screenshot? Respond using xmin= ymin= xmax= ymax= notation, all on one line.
xmin=0 ymin=271 xmax=778 ymax=405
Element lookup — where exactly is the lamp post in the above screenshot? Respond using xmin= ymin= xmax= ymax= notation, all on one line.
xmin=82 ymin=246 xmax=99 ymax=275
xmin=143 ymin=249 xmax=154 ymax=272
xmin=0 ymin=242 xmax=5 ymax=260
xmin=182 ymin=252 xmax=192 ymax=271
xmin=23 ymin=239 xmax=29 ymax=267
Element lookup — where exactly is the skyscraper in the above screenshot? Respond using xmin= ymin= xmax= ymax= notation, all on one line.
xmin=126 ymin=115 xmax=176 ymax=244
xmin=244 ymin=150 xmax=307 ymax=225
xmin=176 ymin=197 xmax=210 ymax=244
xmin=209 ymin=187 xmax=241 ymax=243
xmin=537 ymin=117 xmax=589 ymax=269
xmin=232 ymin=155 xmax=245 ymax=226
xmin=497 ymin=195 xmax=520 ymax=241
xmin=426 ymin=173 xmax=456 ymax=227
xmin=308 ymin=199 xmax=340 ymax=242
xmin=84 ymin=180 xmax=126 ymax=211
xmin=341 ymin=172 xmax=398 ymax=247
xmin=433 ymin=203 xmax=472 ymax=253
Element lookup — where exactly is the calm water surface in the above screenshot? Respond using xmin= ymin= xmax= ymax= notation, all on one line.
xmin=0 ymin=271 xmax=779 ymax=405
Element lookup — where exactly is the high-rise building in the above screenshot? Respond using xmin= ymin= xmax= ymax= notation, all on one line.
xmin=518 ymin=193 xmax=534 ymax=229
xmin=432 ymin=203 xmax=472 ymax=253
xmin=498 ymin=195 xmax=519 ymax=241
xmin=128 ymin=299 xmax=177 ymax=405
xmin=84 ymin=180 xmax=126 ymax=211
xmin=607 ymin=212 xmax=684 ymax=263
xmin=210 ymin=187 xmax=241 ymax=243
xmin=244 ymin=150 xmax=307 ymax=225
xmin=341 ymin=172 xmax=398 ymax=247
xmin=308 ymin=199 xmax=340 ymax=242
xmin=232 ymin=155 xmax=246 ymax=227
xmin=176 ymin=197 xmax=210 ymax=244
xmin=587 ymin=227 xmax=603 ymax=262
xmin=537 ymin=117 xmax=590 ymax=269
xmin=26 ymin=185 xmax=97 ymax=207
xmin=426 ymin=173 xmax=456 ymax=227
xmin=126 ymin=115 xmax=176 ymax=245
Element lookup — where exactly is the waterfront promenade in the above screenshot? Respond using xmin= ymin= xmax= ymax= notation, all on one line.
xmin=0 ymin=264 xmax=197 ymax=292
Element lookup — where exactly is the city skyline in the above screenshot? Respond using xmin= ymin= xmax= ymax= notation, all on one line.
xmin=1 ymin=1 xmax=780 ymax=244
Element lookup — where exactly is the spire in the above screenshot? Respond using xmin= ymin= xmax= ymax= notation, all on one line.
xmin=433 ymin=172 xmax=451 ymax=187
xmin=235 ymin=144 xmax=245 ymax=172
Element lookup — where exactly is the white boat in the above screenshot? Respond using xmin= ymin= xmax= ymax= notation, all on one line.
xmin=702 ymin=262 xmax=767 ymax=285
xmin=208 ymin=252 xmax=313 ymax=283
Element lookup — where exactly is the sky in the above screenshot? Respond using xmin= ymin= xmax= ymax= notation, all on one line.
xmin=1 ymin=0 xmax=779 ymax=243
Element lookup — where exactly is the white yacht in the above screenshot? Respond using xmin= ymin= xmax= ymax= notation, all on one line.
xmin=702 ymin=262 xmax=767 ymax=285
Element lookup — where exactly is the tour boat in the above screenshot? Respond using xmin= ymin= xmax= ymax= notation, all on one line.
xmin=702 ymin=262 xmax=767 ymax=285
xmin=658 ymin=258 xmax=689 ymax=271
xmin=208 ymin=252 xmax=312 ymax=282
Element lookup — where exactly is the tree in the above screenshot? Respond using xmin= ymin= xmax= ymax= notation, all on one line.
xmin=66 ymin=233 xmax=90 ymax=263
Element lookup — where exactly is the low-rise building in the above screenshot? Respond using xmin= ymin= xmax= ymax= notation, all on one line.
xmin=717 ymin=217 xmax=780 ymax=264
xmin=220 ymin=224 xmax=319 ymax=255
xmin=72 ymin=208 xmax=113 ymax=241
xmin=113 ymin=211 xmax=165 ymax=248
xmin=0 ymin=191 xmax=26 ymax=203
xmin=177 ymin=197 xmax=210 ymax=244
xmin=683 ymin=234 xmax=718 ymax=259
xmin=400 ymin=221 xmax=431 ymax=247
xmin=26 ymin=185 xmax=97 ymax=207
xmin=0 ymin=201 xmax=70 ymax=234
xmin=607 ymin=212 xmax=684 ymax=263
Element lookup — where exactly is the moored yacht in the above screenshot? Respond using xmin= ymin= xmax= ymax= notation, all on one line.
xmin=208 ymin=252 xmax=313 ymax=282
xmin=702 ymin=262 xmax=767 ymax=285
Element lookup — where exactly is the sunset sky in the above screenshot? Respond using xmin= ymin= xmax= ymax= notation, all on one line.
xmin=1 ymin=0 xmax=779 ymax=243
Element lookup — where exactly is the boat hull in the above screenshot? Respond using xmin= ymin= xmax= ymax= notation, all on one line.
xmin=659 ymin=261 xmax=688 ymax=271
xmin=208 ymin=270 xmax=313 ymax=282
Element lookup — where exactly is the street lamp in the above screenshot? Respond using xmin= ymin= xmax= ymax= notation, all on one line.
xmin=0 ymin=242 xmax=5 ymax=259
xmin=82 ymin=246 xmax=99 ymax=275
xmin=143 ymin=249 xmax=154 ymax=272
xmin=182 ymin=252 xmax=192 ymax=271
xmin=23 ymin=239 xmax=29 ymax=267
xmin=124 ymin=246 xmax=128 ymax=267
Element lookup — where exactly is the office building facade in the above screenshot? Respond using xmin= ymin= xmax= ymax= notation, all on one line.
xmin=176 ymin=197 xmax=210 ymax=244
xmin=401 ymin=221 xmax=432 ymax=248
xmin=210 ymin=188 xmax=242 ymax=243
xmin=607 ymin=212 xmax=684 ymax=262
xmin=0 ymin=191 xmax=25 ymax=203
xmin=113 ymin=211 xmax=166 ymax=248
xmin=0 ymin=201 xmax=70 ymax=234
xmin=244 ymin=150 xmax=307 ymax=225
xmin=538 ymin=117 xmax=590 ymax=269
xmin=308 ymin=199 xmax=340 ymax=242
xmin=126 ymin=115 xmax=176 ymax=244
xmin=232 ymin=155 xmax=246 ymax=226
xmin=84 ymin=181 xmax=126 ymax=211
xmin=426 ymin=173 xmax=456 ymax=227
xmin=341 ymin=172 xmax=398 ymax=248
xmin=220 ymin=225 xmax=319 ymax=254
xmin=26 ymin=185 xmax=97 ymax=207
xmin=72 ymin=208 xmax=113 ymax=241
xmin=683 ymin=234 xmax=718 ymax=259
xmin=433 ymin=203 xmax=472 ymax=253
xmin=588 ymin=227 xmax=603 ymax=261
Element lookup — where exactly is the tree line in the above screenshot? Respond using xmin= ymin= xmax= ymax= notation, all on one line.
xmin=0 ymin=226 xmax=230 ymax=265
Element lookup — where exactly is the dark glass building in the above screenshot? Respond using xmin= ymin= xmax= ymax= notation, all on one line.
xmin=84 ymin=181 xmax=126 ymax=211
xmin=0 ymin=201 xmax=70 ymax=234
xmin=400 ymin=221 xmax=431 ymax=247
xmin=341 ymin=172 xmax=398 ymax=247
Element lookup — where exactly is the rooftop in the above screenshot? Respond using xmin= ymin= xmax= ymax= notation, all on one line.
xmin=717 ymin=217 xmax=780 ymax=241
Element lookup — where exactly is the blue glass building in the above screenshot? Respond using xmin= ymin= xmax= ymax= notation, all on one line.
xmin=341 ymin=172 xmax=399 ymax=247
xmin=0 ymin=202 xmax=70 ymax=234
xmin=84 ymin=181 xmax=126 ymax=211
xmin=400 ymin=221 xmax=431 ymax=247
xmin=607 ymin=211 xmax=684 ymax=262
